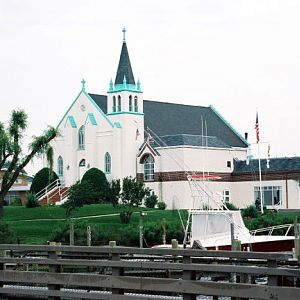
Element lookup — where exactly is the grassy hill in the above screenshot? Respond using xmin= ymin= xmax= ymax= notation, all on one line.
xmin=4 ymin=204 xmax=187 ymax=245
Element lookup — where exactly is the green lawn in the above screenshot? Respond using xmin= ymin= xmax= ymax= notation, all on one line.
xmin=4 ymin=204 xmax=187 ymax=245
xmin=3 ymin=204 xmax=150 ymax=221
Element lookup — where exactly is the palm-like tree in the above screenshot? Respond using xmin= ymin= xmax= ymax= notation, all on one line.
xmin=0 ymin=110 xmax=58 ymax=218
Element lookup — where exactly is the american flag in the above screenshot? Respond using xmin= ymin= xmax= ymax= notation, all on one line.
xmin=255 ymin=112 xmax=260 ymax=144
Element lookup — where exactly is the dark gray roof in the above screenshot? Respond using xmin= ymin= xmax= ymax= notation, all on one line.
xmin=234 ymin=157 xmax=300 ymax=173
xmin=115 ymin=42 xmax=135 ymax=85
xmin=154 ymin=134 xmax=230 ymax=148
xmin=88 ymin=94 xmax=248 ymax=149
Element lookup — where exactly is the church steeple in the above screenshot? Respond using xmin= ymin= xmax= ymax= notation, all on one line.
xmin=115 ymin=28 xmax=135 ymax=85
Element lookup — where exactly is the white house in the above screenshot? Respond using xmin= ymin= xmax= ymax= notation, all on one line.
xmin=50 ymin=30 xmax=300 ymax=210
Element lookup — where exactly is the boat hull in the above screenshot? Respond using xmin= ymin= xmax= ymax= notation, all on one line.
xmin=207 ymin=238 xmax=295 ymax=252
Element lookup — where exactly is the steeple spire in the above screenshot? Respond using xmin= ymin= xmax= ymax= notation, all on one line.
xmin=115 ymin=28 xmax=135 ymax=85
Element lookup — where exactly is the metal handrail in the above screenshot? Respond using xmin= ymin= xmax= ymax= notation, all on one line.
xmin=250 ymin=223 xmax=293 ymax=236
xmin=36 ymin=179 xmax=60 ymax=200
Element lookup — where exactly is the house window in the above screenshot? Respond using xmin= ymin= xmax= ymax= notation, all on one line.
xmin=254 ymin=186 xmax=282 ymax=207
xmin=78 ymin=125 xmax=85 ymax=150
xmin=134 ymin=96 xmax=138 ymax=112
xmin=57 ymin=156 xmax=63 ymax=176
xmin=129 ymin=95 xmax=133 ymax=111
xmin=227 ymin=161 xmax=231 ymax=168
xmin=118 ymin=95 xmax=121 ymax=111
xmin=4 ymin=191 xmax=20 ymax=205
xmin=223 ymin=190 xmax=230 ymax=203
xmin=113 ymin=96 xmax=116 ymax=112
xmin=105 ymin=152 xmax=111 ymax=174
xmin=143 ymin=154 xmax=154 ymax=181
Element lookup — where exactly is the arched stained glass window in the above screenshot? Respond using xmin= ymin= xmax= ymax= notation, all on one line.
xmin=134 ymin=96 xmax=138 ymax=112
xmin=118 ymin=95 xmax=121 ymax=112
xmin=113 ymin=96 xmax=116 ymax=112
xmin=143 ymin=154 xmax=154 ymax=181
xmin=57 ymin=156 xmax=63 ymax=176
xmin=105 ymin=152 xmax=111 ymax=174
xmin=129 ymin=95 xmax=133 ymax=111
xmin=78 ymin=125 xmax=85 ymax=150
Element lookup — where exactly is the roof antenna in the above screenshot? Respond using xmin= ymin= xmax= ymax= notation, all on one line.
xmin=122 ymin=28 xmax=126 ymax=43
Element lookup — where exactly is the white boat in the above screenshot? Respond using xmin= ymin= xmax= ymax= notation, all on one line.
xmin=189 ymin=209 xmax=295 ymax=251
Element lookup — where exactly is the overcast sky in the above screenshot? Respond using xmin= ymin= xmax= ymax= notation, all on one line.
xmin=1 ymin=0 xmax=300 ymax=173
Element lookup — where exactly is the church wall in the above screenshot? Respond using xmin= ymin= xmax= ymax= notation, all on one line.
xmin=156 ymin=147 xmax=247 ymax=174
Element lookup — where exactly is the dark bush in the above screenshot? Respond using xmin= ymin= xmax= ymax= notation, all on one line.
xmin=30 ymin=167 xmax=59 ymax=194
xmin=81 ymin=168 xmax=109 ymax=202
xmin=242 ymin=205 xmax=259 ymax=219
xmin=26 ymin=192 xmax=40 ymax=208
xmin=144 ymin=192 xmax=158 ymax=208
xmin=0 ymin=222 xmax=16 ymax=244
xmin=157 ymin=202 xmax=167 ymax=210
xmin=10 ymin=197 xmax=22 ymax=206
xmin=225 ymin=202 xmax=239 ymax=210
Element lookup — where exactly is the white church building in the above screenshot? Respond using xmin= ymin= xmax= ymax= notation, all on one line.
xmin=51 ymin=30 xmax=300 ymax=210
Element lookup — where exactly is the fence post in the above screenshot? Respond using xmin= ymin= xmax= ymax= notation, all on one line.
xmin=110 ymin=241 xmax=124 ymax=295
xmin=48 ymin=242 xmax=61 ymax=300
xmin=267 ymin=259 xmax=278 ymax=287
xmin=182 ymin=254 xmax=196 ymax=300
xmin=0 ymin=249 xmax=5 ymax=299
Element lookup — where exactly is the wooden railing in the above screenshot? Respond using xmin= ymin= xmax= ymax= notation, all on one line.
xmin=0 ymin=244 xmax=299 ymax=300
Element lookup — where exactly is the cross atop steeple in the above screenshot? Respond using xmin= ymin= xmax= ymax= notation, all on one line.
xmin=122 ymin=28 xmax=126 ymax=43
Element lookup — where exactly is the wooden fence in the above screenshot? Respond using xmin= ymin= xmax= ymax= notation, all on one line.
xmin=0 ymin=244 xmax=299 ymax=300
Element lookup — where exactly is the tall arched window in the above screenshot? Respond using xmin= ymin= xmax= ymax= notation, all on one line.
xmin=105 ymin=152 xmax=111 ymax=174
xmin=117 ymin=95 xmax=121 ymax=111
xmin=134 ymin=96 xmax=138 ymax=112
xmin=78 ymin=125 xmax=85 ymax=150
xmin=57 ymin=156 xmax=63 ymax=176
xmin=113 ymin=96 xmax=116 ymax=112
xmin=129 ymin=95 xmax=133 ymax=111
xmin=143 ymin=154 xmax=154 ymax=181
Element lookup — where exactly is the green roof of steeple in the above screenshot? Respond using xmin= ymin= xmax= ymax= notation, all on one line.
xmin=115 ymin=29 xmax=135 ymax=85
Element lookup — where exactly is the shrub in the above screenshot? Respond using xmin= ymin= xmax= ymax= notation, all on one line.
xmin=63 ymin=181 xmax=98 ymax=217
xmin=10 ymin=197 xmax=22 ymax=206
xmin=144 ymin=192 xmax=158 ymax=208
xmin=119 ymin=210 xmax=132 ymax=224
xmin=30 ymin=167 xmax=59 ymax=194
xmin=26 ymin=192 xmax=40 ymax=208
xmin=242 ymin=205 xmax=259 ymax=219
xmin=81 ymin=168 xmax=109 ymax=202
xmin=225 ymin=202 xmax=239 ymax=210
xmin=0 ymin=222 xmax=16 ymax=244
xmin=157 ymin=201 xmax=166 ymax=210
xmin=106 ymin=179 xmax=121 ymax=207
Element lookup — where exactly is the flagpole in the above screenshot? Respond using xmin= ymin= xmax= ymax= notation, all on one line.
xmin=258 ymin=141 xmax=263 ymax=214
xmin=255 ymin=110 xmax=263 ymax=214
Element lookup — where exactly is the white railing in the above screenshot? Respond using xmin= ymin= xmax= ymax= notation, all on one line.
xmin=36 ymin=179 xmax=68 ymax=204
xmin=250 ymin=223 xmax=293 ymax=236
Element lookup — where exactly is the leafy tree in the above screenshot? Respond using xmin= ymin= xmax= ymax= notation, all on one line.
xmin=0 ymin=110 xmax=58 ymax=218
xmin=30 ymin=167 xmax=59 ymax=194
xmin=120 ymin=177 xmax=151 ymax=223
xmin=81 ymin=168 xmax=109 ymax=202
xmin=107 ymin=179 xmax=121 ymax=207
